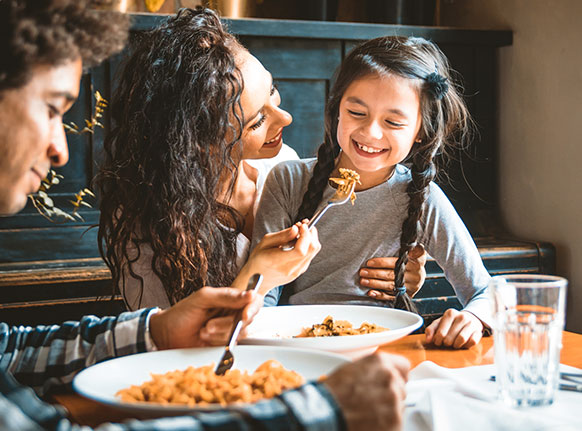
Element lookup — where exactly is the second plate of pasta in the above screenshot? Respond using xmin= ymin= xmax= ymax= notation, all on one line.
xmin=241 ymin=304 xmax=423 ymax=357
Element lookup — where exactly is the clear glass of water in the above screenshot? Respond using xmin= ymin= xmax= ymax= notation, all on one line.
xmin=489 ymin=274 xmax=567 ymax=407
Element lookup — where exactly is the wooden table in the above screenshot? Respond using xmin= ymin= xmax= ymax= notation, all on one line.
xmin=51 ymin=331 xmax=582 ymax=427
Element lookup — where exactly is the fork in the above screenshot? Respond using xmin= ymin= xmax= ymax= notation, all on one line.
xmin=214 ymin=273 xmax=263 ymax=376
xmin=281 ymin=180 xmax=357 ymax=251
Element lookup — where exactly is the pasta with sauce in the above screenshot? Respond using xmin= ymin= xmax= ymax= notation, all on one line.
xmin=295 ymin=315 xmax=388 ymax=337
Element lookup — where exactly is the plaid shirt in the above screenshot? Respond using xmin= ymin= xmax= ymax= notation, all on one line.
xmin=0 ymin=309 xmax=346 ymax=430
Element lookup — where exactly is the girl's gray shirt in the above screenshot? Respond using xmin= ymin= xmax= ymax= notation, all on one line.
xmin=252 ymin=159 xmax=492 ymax=327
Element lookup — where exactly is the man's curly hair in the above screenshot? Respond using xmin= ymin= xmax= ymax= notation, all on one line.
xmin=0 ymin=0 xmax=129 ymax=92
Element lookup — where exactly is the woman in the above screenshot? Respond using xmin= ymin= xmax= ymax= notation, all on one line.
xmin=97 ymin=8 xmax=425 ymax=324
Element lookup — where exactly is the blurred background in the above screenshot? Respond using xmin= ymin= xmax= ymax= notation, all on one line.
xmin=89 ymin=0 xmax=439 ymax=25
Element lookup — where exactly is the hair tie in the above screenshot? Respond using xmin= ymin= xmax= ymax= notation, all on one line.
xmin=425 ymin=72 xmax=449 ymax=100
xmin=395 ymin=286 xmax=407 ymax=297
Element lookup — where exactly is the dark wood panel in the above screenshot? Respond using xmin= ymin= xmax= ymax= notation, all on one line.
xmin=241 ymin=37 xmax=342 ymax=79
xmin=127 ymin=14 xmax=512 ymax=46
xmin=0 ymin=227 xmax=100 ymax=263
xmin=0 ymin=297 xmax=125 ymax=327
xmin=277 ymin=80 xmax=327 ymax=158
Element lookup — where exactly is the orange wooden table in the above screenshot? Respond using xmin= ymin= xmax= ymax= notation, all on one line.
xmin=51 ymin=331 xmax=582 ymax=427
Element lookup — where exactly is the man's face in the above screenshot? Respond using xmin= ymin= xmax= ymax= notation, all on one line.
xmin=0 ymin=59 xmax=82 ymax=215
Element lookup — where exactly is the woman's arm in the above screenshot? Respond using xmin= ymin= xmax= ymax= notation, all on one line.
xmin=359 ymin=244 xmax=427 ymax=301
xmin=233 ymin=222 xmax=321 ymax=295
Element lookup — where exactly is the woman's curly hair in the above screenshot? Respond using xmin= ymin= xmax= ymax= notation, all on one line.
xmin=295 ymin=36 xmax=471 ymax=313
xmin=96 ymin=8 xmax=246 ymax=306
xmin=0 ymin=0 xmax=129 ymax=93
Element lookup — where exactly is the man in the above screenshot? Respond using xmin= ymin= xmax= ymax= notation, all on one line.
xmin=0 ymin=1 xmax=409 ymax=430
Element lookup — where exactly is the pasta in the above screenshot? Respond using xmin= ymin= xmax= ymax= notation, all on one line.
xmin=296 ymin=315 xmax=388 ymax=337
xmin=116 ymin=360 xmax=304 ymax=406
xmin=329 ymin=168 xmax=361 ymax=204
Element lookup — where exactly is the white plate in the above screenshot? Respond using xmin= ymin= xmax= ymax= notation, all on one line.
xmin=241 ymin=304 xmax=423 ymax=357
xmin=73 ymin=345 xmax=350 ymax=416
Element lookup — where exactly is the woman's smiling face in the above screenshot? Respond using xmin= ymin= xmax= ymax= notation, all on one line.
xmin=336 ymin=73 xmax=422 ymax=187
xmin=237 ymin=49 xmax=292 ymax=160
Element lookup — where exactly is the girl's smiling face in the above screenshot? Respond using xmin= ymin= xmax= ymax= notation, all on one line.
xmin=336 ymin=73 xmax=422 ymax=189
xmin=237 ymin=50 xmax=292 ymax=160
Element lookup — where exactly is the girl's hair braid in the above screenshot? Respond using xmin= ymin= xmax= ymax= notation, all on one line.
xmin=295 ymin=140 xmax=340 ymax=222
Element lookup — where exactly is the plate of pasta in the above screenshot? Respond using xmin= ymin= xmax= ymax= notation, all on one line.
xmin=241 ymin=305 xmax=423 ymax=357
xmin=73 ymin=345 xmax=349 ymax=416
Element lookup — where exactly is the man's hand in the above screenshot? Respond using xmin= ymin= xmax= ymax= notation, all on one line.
xmin=425 ymin=309 xmax=484 ymax=349
xmin=324 ymin=353 xmax=410 ymax=431
xmin=149 ymin=286 xmax=263 ymax=350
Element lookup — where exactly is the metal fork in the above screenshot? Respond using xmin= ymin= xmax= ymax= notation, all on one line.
xmin=214 ymin=273 xmax=263 ymax=376
xmin=281 ymin=180 xmax=357 ymax=251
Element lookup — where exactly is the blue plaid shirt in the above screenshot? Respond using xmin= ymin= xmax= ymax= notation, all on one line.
xmin=0 ymin=308 xmax=346 ymax=430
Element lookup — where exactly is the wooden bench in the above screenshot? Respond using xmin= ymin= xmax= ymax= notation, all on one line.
xmin=0 ymin=236 xmax=554 ymax=326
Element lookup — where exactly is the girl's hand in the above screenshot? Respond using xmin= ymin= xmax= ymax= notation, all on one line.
xmin=360 ymin=244 xmax=427 ymax=301
xmin=425 ymin=309 xmax=484 ymax=349
xmin=241 ymin=221 xmax=321 ymax=294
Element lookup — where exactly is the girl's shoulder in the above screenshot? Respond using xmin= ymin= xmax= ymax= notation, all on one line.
xmin=393 ymin=164 xmax=449 ymax=202
xmin=269 ymin=157 xmax=317 ymax=182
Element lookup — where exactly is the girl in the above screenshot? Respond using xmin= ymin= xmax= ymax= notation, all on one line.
xmin=253 ymin=36 xmax=491 ymax=349
xmin=96 ymin=8 xmax=424 ymax=335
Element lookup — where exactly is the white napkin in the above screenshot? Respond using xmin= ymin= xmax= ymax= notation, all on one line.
xmin=404 ymin=361 xmax=582 ymax=431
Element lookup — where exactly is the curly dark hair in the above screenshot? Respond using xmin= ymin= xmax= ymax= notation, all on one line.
xmin=0 ymin=0 xmax=129 ymax=93
xmin=96 ymin=7 xmax=247 ymax=306
xmin=295 ymin=36 xmax=471 ymax=313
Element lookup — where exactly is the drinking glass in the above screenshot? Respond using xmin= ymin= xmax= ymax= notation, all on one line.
xmin=489 ymin=274 xmax=567 ymax=407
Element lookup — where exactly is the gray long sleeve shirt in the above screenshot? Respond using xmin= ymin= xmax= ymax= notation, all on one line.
xmin=252 ymin=159 xmax=492 ymax=327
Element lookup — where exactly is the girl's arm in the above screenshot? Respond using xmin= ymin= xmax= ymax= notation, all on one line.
xmin=420 ymin=183 xmax=492 ymax=348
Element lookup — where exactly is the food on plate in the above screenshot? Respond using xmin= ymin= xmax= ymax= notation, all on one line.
xmin=329 ymin=168 xmax=361 ymax=204
xmin=116 ymin=360 xmax=304 ymax=406
xmin=295 ymin=315 xmax=388 ymax=337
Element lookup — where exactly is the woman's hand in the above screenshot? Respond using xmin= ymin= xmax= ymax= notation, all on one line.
xmin=425 ymin=309 xmax=484 ymax=349
xmin=324 ymin=352 xmax=410 ymax=431
xmin=360 ymin=244 xmax=427 ymax=301
xmin=149 ymin=286 xmax=263 ymax=349
xmin=239 ymin=221 xmax=321 ymax=294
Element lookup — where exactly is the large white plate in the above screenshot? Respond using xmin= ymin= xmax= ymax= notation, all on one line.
xmin=73 ymin=345 xmax=350 ymax=416
xmin=241 ymin=305 xmax=423 ymax=357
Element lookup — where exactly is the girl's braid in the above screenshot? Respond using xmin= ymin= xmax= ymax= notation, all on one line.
xmin=295 ymin=141 xmax=340 ymax=222
xmin=393 ymin=145 xmax=438 ymax=312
